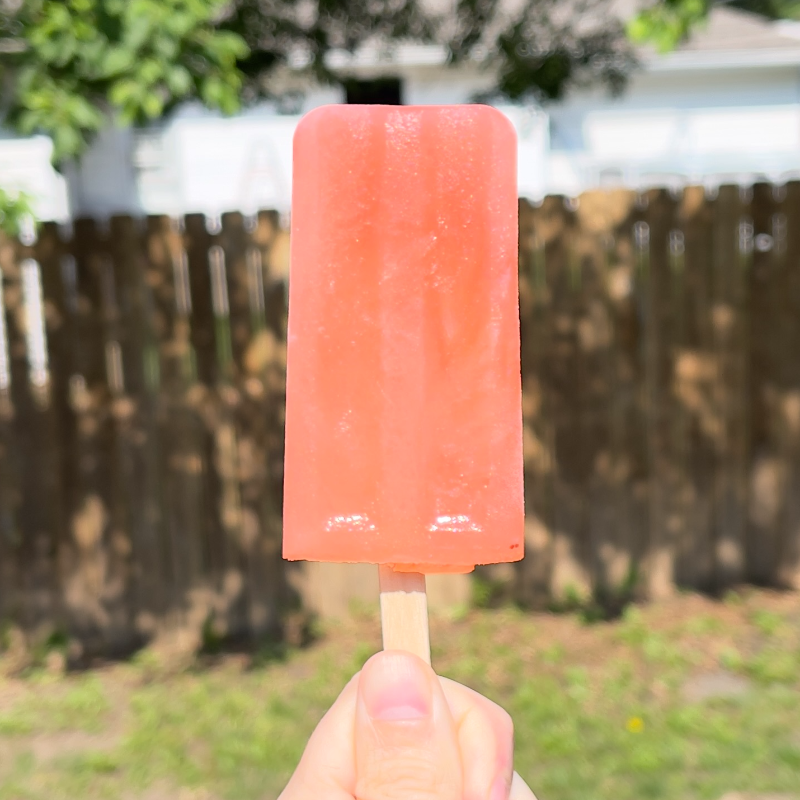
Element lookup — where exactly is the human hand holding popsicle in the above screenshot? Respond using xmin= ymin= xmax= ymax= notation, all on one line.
xmin=279 ymin=650 xmax=537 ymax=800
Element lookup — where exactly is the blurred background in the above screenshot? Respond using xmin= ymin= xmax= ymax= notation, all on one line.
xmin=1 ymin=1 xmax=800 ymax=798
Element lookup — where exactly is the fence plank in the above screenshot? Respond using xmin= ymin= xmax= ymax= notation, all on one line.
xmin=517 ymin=200 xmax=555 ymax=607
xmin=0 ymin=389 xmax=17 ymax=621
xmin=673 ymin=187 xmax=716 ymax=589
xmin=745 ymin=184 xmax=782 ymax=585
xmin=539 ymin=196 xmax=594 ymax=602
xmin=156 ymin=216 xmax=213 ymax=635
xmin=102 ymin=215 xmax=165 ymax=643
xmin=37 ymin=224 xmax=79 ymax=635
xmin=61 ymin=219 xmax=117 ymax=644
xmin=0 ymin=235 xmax=21 ymax=622
xmin=664 ymin=191 xmax=693 ymax=594
xmin=140 ymin=215 xmax=188 ymax=626
xmin=710 ymin=186 xmax=749 ymax=589
xmin=641 ymin=189 xmax=681 ymax=598
xmin=222 ymin=212 xmax=286 ymax=636
xmin=30 ymin=223 xmax=72 ymax=630
xmin=576 ymin=189 xmax=640 ymax=603
xmin=3 ymin=231 xmax=62 ymax=629
xmin=1 ymin=236 xmax=30 ymax=626
xmin=775 ymin=182 xmax=800 ymax=589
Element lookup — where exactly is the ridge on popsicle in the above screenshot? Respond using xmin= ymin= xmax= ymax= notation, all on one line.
xmin=283 ymin=103 xmax=524 ymax=574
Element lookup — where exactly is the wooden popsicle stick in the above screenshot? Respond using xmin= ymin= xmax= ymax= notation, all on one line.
xmin=378 ymin=565 xmax=431 ymax=665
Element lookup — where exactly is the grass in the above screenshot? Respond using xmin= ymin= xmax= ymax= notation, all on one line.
xmin=1 ymin=589 xmax=799 ymax=799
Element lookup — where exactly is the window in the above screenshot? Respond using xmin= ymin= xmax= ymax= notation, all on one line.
xmin=345 ymin=78 xmax=403 ymax=105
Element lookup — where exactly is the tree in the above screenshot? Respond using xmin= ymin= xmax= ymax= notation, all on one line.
xmin=0 ymin=0 xmax=638 ymax=169
xmin=221 ymin=0 xmax=637 ymax=106
xmin=629 ymin=0 xmax=800 ymax=52
xmin=627 ymin=0 xmax=711 ymax=52
xmin=9 ymin=0 xmax=793 ymax=169
xmin=0 ymin=0 xmax=249 ymax=163
xmin=729 ymin=0 xmax=800 ymax=17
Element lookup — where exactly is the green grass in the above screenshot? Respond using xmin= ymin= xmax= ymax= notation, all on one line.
xmin=0 ymin=674 xmax=109 ymax=736
xmin=1 ymin=589 xmax=799 ymax=799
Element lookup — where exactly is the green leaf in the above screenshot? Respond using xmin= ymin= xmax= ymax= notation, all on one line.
xmin=52 ymin=125 xmax=84 ymax=160
xmin=165 ymin=65 xmax=192 ymax=96
xmin=208 ymin=31 xmax=250 ymax=63
xmin=137 ymin=58 xmax=163 ymax=85
xmin=124 ymin=14 xmax=152 ymax=51
xmin=164 ymin=11 xmax=195 ymax=38
xmin=117 ymin=105 xmax=139 ymax=126
xmin=0 ymin=189 xmax=36 ymax=238
xmin=78 ymin=38 xmax=107 ymax=75
xmin=153 ymin=33 xmax=179 ymax=61
xmin=142 ymin=91 xmax=164 ymax=118
xmin=627 ymin=0 xmax=711 ymax=52
xmin=201 ymin=75 xmax=224 ymax=106
xmin=108 ymin=78 xmax=142 ymax=107
xmin=67 ymin=97 xmax=103 ymax=130
xmin=101 ymin=47 xmax=135 ymax=77
xmin=16 ymin=109 xmax=41 ymax=136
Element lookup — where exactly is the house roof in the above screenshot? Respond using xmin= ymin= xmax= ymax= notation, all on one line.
xmin=643 ymin=5 xmax=800 ymax=70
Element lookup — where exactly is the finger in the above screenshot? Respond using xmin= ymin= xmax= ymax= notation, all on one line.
xmin=439 ymin=677 xmax=514 ymax=800
xmin=355 ymin=650 xmax=462 ymax=800
xmin=510 ymin=771 xmax=538 ymax=800
xmin=279 ymin=673 xmax=359 ymax=800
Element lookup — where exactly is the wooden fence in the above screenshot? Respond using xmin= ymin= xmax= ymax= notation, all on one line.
xmin=0 ymin=213 xmax=291 ymax=651
xmin=1 ymin=185 xmax=799 ymax=650
xmin=517 ymin=184 xmax=800 ymax=606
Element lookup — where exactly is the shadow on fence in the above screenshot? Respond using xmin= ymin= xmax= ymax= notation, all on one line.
xmin=1 ymin=185 xmax=799 ymax=652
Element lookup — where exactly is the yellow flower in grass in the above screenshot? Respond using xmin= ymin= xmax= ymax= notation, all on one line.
xmin=626 ymin=716 xmax=644 ymax=733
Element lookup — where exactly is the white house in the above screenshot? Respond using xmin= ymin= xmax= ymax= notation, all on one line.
xmin=2 ymin=6 xmax=799 ymax=221
xmin=548 ymin=6 xmax=800 ymax=194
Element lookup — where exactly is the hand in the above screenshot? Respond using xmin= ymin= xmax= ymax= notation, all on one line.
xmin=280 ymin=650 xmax=537 ymax=800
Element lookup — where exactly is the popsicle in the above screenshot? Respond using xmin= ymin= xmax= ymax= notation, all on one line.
xmin=283 ymin=104 xmax=523 ymax=661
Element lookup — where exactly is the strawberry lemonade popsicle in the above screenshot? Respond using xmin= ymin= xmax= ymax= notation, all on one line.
xmin=283 ymin=104 xmax=523 ymax=660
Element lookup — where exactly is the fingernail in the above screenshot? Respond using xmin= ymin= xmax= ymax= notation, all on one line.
xmin=360 ymin=651 xmax=433 ymax=721
xmin=490 ymin=775 xmax=509 ymax=800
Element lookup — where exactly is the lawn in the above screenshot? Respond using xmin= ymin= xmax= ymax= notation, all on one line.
xmin=1 ymin=588 xmax=799 ymax=800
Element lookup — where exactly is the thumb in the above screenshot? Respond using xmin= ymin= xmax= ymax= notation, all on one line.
xmin=355 ymin=651 xmax=462 ymax=800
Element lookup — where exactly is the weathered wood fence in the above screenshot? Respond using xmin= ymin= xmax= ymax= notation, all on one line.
xmin=517 ymin=184 xmax=800 ymax=606
xmin=1 ymin=185 xmax=800 ymax=649
xmin=0 ymin=212 xmax=290 ymax=651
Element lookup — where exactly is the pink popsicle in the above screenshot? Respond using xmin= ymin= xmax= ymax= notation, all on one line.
xmin=283 ymin=104 xmax=523 ymax=575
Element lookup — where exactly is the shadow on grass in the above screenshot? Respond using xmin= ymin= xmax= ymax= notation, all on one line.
xmin=472 ymin=564 xmax=639 ymax=623
xmin=197 ymin=610 xmax=321 ymax=670
xmin=0 ymin=607 xmax=322 ymax=679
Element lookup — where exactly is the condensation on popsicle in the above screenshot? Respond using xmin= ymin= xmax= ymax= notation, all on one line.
xmin=283 ymin=104 xmax=523 ymax=574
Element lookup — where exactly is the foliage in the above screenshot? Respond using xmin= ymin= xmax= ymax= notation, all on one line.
xmin=0 ymin=0 xmax=643 ymax=168
xmin=222 ymin=0 xmax=638 ymax=104
xmin=0 ymin=187 xmax=34 ymax=238
xmin=629 ymin=0 xmax=800 ymax=52
xmin=0 ymin=0 xmax=249 ymax=162
xmin=729 ymin=0 xmax=800 ymax=19
xmin=5 ymin=0 xmax=792 ymax=171
xmin=627 ymin=0 xmax=711 ymax=52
